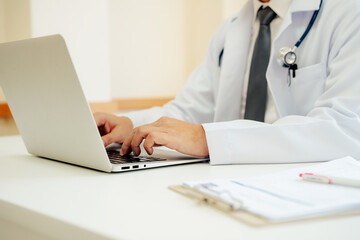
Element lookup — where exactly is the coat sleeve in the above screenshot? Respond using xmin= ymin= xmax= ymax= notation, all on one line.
xmin=119 ymin=19 xmax=229 ymax=127
xmin=203 ymin=1 xmax=360 ymax=164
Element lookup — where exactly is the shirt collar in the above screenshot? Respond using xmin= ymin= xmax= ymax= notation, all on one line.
xmin=253 ymin=0 xmax=293 ymax=20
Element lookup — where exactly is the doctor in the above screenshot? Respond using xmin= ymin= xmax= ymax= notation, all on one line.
xmin=95 ymin=0 xmax=360 ymax=164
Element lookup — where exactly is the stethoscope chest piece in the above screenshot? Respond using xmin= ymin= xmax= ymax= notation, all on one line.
xmin=278 ymin=46 xmax=298 ymax=86
xmin=278 ymin=46 xmax=297 ymax=67
xmin=277 ymin=0 xmax=323 ymax=87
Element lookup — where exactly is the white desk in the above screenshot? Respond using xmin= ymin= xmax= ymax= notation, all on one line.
xmin=0 ymin=135 xmax=359 ymax=240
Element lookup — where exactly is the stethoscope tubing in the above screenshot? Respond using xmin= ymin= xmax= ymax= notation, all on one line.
xmin=294 ymin=0 xmax=323 ymax=48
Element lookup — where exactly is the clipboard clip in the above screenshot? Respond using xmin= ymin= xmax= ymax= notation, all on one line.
xmin=186 ymin=183 xmax=243 ymax=211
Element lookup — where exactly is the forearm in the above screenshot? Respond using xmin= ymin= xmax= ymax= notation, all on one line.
xmin=204 ymin=115 xmax=360 ymax=164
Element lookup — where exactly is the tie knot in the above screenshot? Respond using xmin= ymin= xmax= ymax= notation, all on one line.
xmin=258 ymin=6 xmax=277 ymax=25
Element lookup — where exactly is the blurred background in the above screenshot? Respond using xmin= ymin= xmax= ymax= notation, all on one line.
xmin=0 ymin=0 xmax=246 ymax=136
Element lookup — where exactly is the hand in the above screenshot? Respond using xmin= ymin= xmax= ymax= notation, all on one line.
xmin=120 ymin=117 xmax=209 ymax=157
xmin=93 ymin=112 xmax=133 ymax=146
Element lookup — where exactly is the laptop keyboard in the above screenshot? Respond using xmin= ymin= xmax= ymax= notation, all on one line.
xmin=107 ymin=150 xmax=166 ymax=164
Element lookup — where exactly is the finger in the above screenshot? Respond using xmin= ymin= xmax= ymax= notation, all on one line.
xmin=98 ymin=121 xmax=112 ymax=137
xmin=102 ymin=133 xmax=114 ymax=147
xmin=131 ymin=135 xmax=143 ymax=156
xmin=93 ymin=112 xmax=107 ymax=127
xmin=121 ymin=125 xmax=158 ymax=156
xmin=121 ymin=131 xmax=135 ymax=156
xmin=130 ymin=126 xmax=156 ymax=156
xmin=143 ymin=132 xmax=168 ymax=155
xmin=104 ymin=122 xmax=112 ymax=134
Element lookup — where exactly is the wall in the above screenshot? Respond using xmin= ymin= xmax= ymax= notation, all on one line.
xmin=110 ymin=0 xmax=246 ymax=100
xmin=222 ymin=0 xmax=247 ymax=19
xmin=0 ymin=0 xmax=32 ymax=103
xmin=0 ymin=0 xmax=247 ymax=104
xmin=183 ymin=0 xmax=224 ymax=81
xmin=0 ymin=0 xmax=6 ymax=43
xmin=30 ymin=0 xmax=111 ymax=102
xmin=108 ymin=0 xmax=186 ymax=99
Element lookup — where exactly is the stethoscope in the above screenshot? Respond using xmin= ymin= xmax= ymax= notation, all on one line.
xmin=278 ymin=0 xmax=323 ymax=86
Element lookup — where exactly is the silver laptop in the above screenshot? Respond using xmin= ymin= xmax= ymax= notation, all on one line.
xmin=0 ymin=35 xmax=208 ymax=172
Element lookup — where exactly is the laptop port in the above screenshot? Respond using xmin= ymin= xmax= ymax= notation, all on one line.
xmin=132 ymin=165 xmax=139 ymax=169
xmin=121 ymin=166 xmax=130 ymax=170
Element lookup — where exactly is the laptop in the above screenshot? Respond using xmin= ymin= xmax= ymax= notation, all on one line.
xmin=0 ymin=35 xmax=208 ymax=172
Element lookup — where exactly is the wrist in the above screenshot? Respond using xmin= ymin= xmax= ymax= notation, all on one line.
xmin=199 ymin=124 xmax=209 ymax=157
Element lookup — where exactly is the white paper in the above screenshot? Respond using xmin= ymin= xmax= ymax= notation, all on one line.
xmin=183 ymin=156 xmax=360 ymax=222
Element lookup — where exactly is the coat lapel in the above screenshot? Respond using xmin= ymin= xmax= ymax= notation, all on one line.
xmin=266 ymin=0 xmax=322 ymax=117
xmin=214 ymin=0 xmax=254 ymax=122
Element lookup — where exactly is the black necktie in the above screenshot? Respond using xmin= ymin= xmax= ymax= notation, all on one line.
xmin=244 ymin=7 xmax=277 ymax=122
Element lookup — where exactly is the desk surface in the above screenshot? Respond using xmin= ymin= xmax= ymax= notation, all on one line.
xmin=0 ymin=135 xmax=359 ymax=240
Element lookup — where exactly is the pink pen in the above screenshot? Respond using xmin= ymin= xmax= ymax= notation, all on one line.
xmin=299 ymin=173 xmax=360 ymax=188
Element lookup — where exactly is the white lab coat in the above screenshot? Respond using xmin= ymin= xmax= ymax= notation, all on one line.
xmin=123 ymin=0 xmax=360 ymax=164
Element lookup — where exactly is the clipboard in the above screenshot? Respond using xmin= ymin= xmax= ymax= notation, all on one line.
xmin=169 ymin=185 xmax=270 ymax=226
xmin=169 ymin=157 xmax=360 ymax=226
xmin=169 ymin=184 xmax=360 ymax=226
